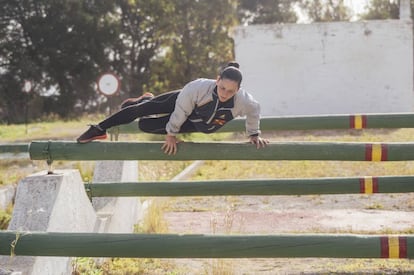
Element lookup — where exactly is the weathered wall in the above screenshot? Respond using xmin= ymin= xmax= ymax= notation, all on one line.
xmin=234 ymin=18 xmax=413 ymax=116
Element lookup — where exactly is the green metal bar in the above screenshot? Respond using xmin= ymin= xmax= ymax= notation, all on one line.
xmin=29 ymin=141 xmax=414 ymax=161
xmin=0 ymin=143 xmax=29 ymax=154
xmin=108 ymin=113 xmax=414 ymax=134
xmin=85 ymin=176 xmax=414 ymax=197
xmin=0 ymin=231 xmax=411 ymax=258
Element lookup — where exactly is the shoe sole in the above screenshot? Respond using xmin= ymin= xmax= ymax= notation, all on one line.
xmin=77 ymin=134 xmax=107 ymax=144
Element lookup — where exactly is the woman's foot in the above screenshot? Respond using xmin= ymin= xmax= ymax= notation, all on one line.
xmin=120 ymin=92 xmax=154 ymax=109
xmin=77 ymin=125 xmax=107 ymax=143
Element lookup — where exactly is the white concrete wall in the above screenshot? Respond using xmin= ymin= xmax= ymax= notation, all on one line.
xmin=234 ymin=19 xmax=413 ymax=116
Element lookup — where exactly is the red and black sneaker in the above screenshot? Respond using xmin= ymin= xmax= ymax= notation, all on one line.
xmin=120 ymin=92 xmax=154 ymax=109
xmin=76 ymin=125 xmax=107 ymax=143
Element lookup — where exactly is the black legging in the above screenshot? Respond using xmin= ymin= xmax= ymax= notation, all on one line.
xmin=98 ymin=91 xmax=198 ymax=134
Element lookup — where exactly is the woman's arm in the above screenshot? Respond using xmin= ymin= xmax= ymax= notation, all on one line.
xmin=236 ymin=90 xmax=269 ymax=148
xmin=163 ymin=79 xmax=218 ymax=154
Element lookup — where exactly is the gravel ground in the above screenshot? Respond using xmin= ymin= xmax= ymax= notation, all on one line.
xmin=159 ymin=193 xmax=414 ymax=274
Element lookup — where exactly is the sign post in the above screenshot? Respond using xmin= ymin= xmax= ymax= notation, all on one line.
xmin=22 ymin=80 xmax=32 ymax=134
xmin=96 ymin=73 xmax=121 ymax=140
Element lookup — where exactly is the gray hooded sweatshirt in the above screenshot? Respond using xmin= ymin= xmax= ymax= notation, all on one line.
xmin=166 ymin=78 xmax=261 ymax=136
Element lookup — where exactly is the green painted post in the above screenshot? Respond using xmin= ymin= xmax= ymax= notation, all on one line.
xmin=85 ymin=176 xmax=414 ymax=197
xmin=109 ymin=113 xmax=414 ymax=134
xmin=0 ymin=232 xmax=411 ymax=258
xmin=0 ymin=143 xmax=29 ymax=154
xmin=29 ymin=141 xmax=414 ymax=161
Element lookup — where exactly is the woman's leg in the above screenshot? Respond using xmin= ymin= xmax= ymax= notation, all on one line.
xmin=77 ymin=91 xmax=180 ymax=143
xmin=139 ymin=115 xmax=198 ymax=134
xmin=98 ymin=91 xmax=179 ymax=130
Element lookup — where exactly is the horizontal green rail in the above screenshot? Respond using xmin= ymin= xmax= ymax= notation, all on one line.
xmin=86 ymin=176 xmax=414 ymax=197
xmin=0 ymin=231 xmax=411 ymax=258
xmin=29 ymin=141 xmax=414 ymax=161
xmin=108 ymin=113 xmax=414 ymax=134
xmin=0 ymin=143 xmax=29 ymax=154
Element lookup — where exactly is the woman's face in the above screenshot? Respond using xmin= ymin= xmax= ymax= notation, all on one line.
xmin=216 ymin=77 xmax=239 ymax=102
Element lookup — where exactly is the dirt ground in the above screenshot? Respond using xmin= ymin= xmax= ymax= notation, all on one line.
xmin=159 ymin=193 xmax=414 ymax=274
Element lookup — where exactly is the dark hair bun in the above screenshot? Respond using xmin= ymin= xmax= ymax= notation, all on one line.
xmin=220 ymin=62 xmax=243 ymax=87
xmin=226 ymin=61 xmax=240 ymax=69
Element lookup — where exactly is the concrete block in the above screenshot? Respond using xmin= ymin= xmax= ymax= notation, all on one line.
xmin=0 ymin=170 xmax=97 ymax=275
xmin=92 ymin=161 xmax=141 ymax=233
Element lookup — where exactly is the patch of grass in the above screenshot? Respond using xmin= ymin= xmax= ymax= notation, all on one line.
xmin=0 ymin=115 xmax=106 ymax=142
xmin=0 ymin=159 xmax=33 ymax=186
xmin=101 ymin=258 xmax=180 ymax=275
xmin=74 ymin=161 xmax=95 ymax=182
xmin=72 ymin=258 xmax=102 ymax=275
xmin=321 ymin=258 xmax=414 ymax=274
xmin=0 ymin=203 xmax=13 ymax=229
xmin=134 ymin=199 xmax=168 ymax=234
xmin=204 ymin=259 xmax=234 ymax=275
xmin=365 ymin=202 xmax=384 ymax=209
xmin=191 ymin=160 xmax=414 ymax=180
xmin=138 ymin=161 xmax=194 ymax=181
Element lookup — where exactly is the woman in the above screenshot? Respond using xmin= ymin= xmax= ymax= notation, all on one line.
xmin=77 ymin=62 xmax=268 ymax=154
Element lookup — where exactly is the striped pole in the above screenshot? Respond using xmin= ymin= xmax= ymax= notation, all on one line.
xmin=86 ymin=176 xmax=414 ymax=197
xmin=109 ymin=113 xmax=414 ymax=134
xmin=28 ymin=141 xmax=414 ymax=161
xmin=0 ymin=231 xmax=412 ymax=258
xmin=381 ymin=236 xmax=407 ymax=258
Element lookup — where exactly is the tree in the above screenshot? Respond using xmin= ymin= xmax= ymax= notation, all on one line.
xmin=112 ymin=0 xmax=174 ymax=99
xmin=0 ymin=1 xmax=117 ymax=122
xmin=299 ymin=0 xmax=351 ymax=22
xmin=0 ymin=1 xmax=248 ymax=122
xmin=361 ymin=0 xmax=401 ymax=19
xmin=237 ymin=0 xmax=298 ymax=24
xmin=147 ymin=0 xmax=239 ymax=93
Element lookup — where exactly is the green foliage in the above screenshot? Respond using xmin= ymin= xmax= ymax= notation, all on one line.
xmin=237 ymin=0 xmax=298 ymax=24
xmin=0 ymin=1 xmax=241 ymax=122
xmin=114 ymin=0 xmax=175 ymax=98
xmin=72 ymin=258 xmax=102 ymax=275
xmin=361 ymin=0 xmax=401 ymax=19
xmin=299 ymin=0 xmax=352 ymax=22
xmin=1 ymin=1 xmax=117 ymax=121
xmin=148 ymin=0 xmax=239 ymax=93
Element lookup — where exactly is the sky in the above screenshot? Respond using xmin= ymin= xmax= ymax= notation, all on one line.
xmin=345 ymin=0 xmax=370 ymax=15
xmin=295 ymin=0 xmax=370 ymax=23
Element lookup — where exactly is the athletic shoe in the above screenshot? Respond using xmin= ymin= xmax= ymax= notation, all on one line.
xmin=120 ymin=92 xmax=154 ymax=109
xmin=76 ymin=125 xmax=107 ymax=143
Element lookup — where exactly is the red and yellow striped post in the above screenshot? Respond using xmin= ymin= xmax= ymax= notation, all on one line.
xmin=381 ymin=236 xmax=408 ymax=258
xmin=365 ymin=144 xmax=388 ymax=161
xmin=350 ymin=115 xmax=367 ymax=129
xmin=359 ymin=176 xmax=379 ymax=194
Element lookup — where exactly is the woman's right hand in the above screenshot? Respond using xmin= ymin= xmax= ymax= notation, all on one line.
xmin=162 ymin=134 xmax=180 ymax=155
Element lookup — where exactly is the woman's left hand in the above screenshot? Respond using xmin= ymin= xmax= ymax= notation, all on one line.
xmin=249 ymin=135 xmax=269 ymax=149
xmin=162 ymin=134 xmax=181 ymax=155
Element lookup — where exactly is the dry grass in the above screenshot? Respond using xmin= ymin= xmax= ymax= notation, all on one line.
xmin=2 ymin=120 xmax=414 ymax=274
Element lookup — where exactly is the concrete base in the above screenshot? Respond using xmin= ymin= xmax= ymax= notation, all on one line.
xmin=0 ymin=170 xmax=97 ymax=275
xmin=0 ymin=160 xmax=141 ymax=275
xmin=92 ymin=161 xmax=141 ymax=233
